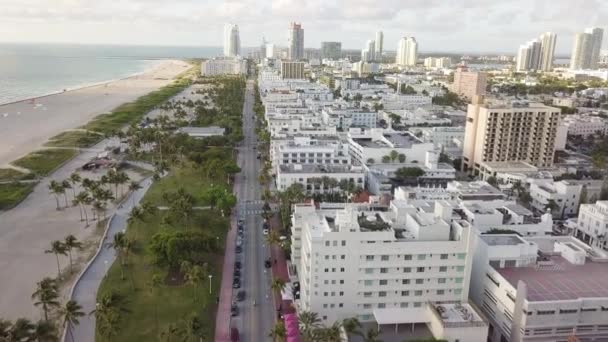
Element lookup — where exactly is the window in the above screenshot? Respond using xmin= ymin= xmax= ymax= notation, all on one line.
xmin=402 ymin=279 xmax=410 ymax=285
xmin=339 ymin=303 xmax=343 ymax=308
xmin=364 ymin=280 xmax=373 ymax=286
xmin=457 ymin=253 xmax=466 ymax=259
xmin=324 ymin=268 xmax=329 ymax=273
xmin=400 ymin=302 xmax=408 ymax=308
xmin=456 ymin=266 xmax=465 ymax=272
xmin=415 ymin=279 xmax=424 ymax=284
xmin=404 ymin=254 xmax=412 ymax=260
xmin=377 ymin=303 xmax=386 ymax=308
xmin=417 ymin=254 xmax=426 ymax=260
xmin=414 ymin=290 xmax=423 ymax=296
xmin=325 ymin=241 xmax=330 ymax=247
xmin=341 ymin=255 xmax=345 ymax=260
xmin=379 ymin=280 xmax=388 ymax=286
xmin=341 ymin=241 xmax=346 ymax=246
xmin=454 ymin=289 xmax=462 ymax=295
xmin=324 ymin=280 xmax=329 ymax=285
xmin=323 ymin=304 xmax=328 ymax=308
xmin=363 ymin=292 xmax=372 ymax=298
xmin=323 ymin=292 xmax=328 ymax=297
xmin=437 ymin=290 xmax=445 ymax=295
xmin=401 ymin=291 xmax=410 ymax=296
xmin=381 ymin=255 xmax=389 ymax=261
xmin=366 ymin=255 xmax=374 ymax=261
xmin=439 ymin=266 xmax=447 ymax=272
xmin=339 ymin=291 xmax=344 ymax=296
xmin=365 ymin=268 xmax=373 ymax=274
xmin=340 ymin=267 xmax=345 ymax=272
xmin=440 ymin=254 xmax=448 ymax=260
xmin=378 ymin=291 xmax=387 ymax=297
xmin=417 ymin=267 xmax=425 ymax=273
xmin=414 ymin=302 xmax=422 ymax=307
xmin=380 ymin=268 xmax=388 ymax=274
xmin=340 ymin=280 xmax=344 ymax=284
xmin=363 ymin=304 xmax=372 ymax=309
xmin=455 ymin=277 xmax=463 ymax=284
xmin=403 ymin=267 xmax=411 ymax=273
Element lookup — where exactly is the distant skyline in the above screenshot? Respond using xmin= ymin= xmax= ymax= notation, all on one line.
xmin=1 ymin=0 xmax=607 ymax=55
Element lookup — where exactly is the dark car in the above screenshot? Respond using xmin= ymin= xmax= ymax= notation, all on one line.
xmin=230 ymin=327 xmax=240 ymax=342
xmin=233 ymin=280 xmax=241 ymax=289
xmin=236 ymin=290 xmax=245 ymax=301
xmin=234 ymin=269 xmax=241 ymax=277
xmin=235 ymin=261 xmax=242 ymax=269
xmin=231 ymin=304 xmax=239 ymax=317
xmin=264 ymin=259 xmax=272 ymax=268
xmin=235 ymin=246 xmax=242 ymax=254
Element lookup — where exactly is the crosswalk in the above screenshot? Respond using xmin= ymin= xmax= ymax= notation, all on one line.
xmin=239 ymin=209 xmax=266 ymax=215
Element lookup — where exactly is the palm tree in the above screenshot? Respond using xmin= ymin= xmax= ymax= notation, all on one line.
xmin=45 ymin=240 xmax=67 ymax=277
xmin=141 ymin=201 xmax=158 ymax=218
xmin=63 ymin=235 xmax=83 ymax=274
xmin=59 ymin=180 xmax=72 ymax=207
xmin=68 ymin=172 xmax=81 ymax=200
xmin=9 ymin=318 xmax=34 ymax=341
xmin=545 ymin=199 xmax=559 ymax=214
xmin=398 ymin=153 xmax=406 ymax=163
xmin=128 ymin=181 xmax=142 ymax=205
xmin=31 ymin=278 xmax=60 ymax=322
xmin=268 ymin=321 xmax=286 ymax=342
xmin=389 ymin=150 xmax=399 ymax=163
xmin=60 ymin=300 xmax=85 ymax=342
xmin=182 ymin=313 xmax=206 ymax=342
xmin=111 ymin=232 xmax=128 ymax=280
xmin=265 ymin=230 xmax=281 ymax=247
xmin=90 ymin=291 xmax=124 ymax=340
xmin=31 ymin=320 xmax=58 ymax=342
xmin=48 ymin=180 xmax=63 ymax=210
xmin=320 ymin=321 xmax=342 ymax=342
xmin=270 ymin=277 xmax=286 ymax=294
xmin=362 ymin=328 xmax=382 ymax=342
xmin=0 ymin=319 xmax=11 ymax=340
xmin=184 ymin=265 xmax=205 ymax=303
xmin=381 ymin=155 xmax=391 ymax=163
xmin=127 ymin=206 xmax=145 ymax=226
xmin=116 ymin=172 xmax=130 ymax=197
xmin=342 ymin=317 xmax=363 ymax=337
xmin=298 ymin=311 xmax=321 ymax=341
xmin=73 ymin=191 xmax=91 ymax=225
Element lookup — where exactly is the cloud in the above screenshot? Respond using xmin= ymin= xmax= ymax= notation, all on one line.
xmin=0 ymin=0 xmax=606 ymax=53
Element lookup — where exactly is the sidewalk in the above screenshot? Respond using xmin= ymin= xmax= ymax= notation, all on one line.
xmin=269 ymin=213 xmax=296 ymax=317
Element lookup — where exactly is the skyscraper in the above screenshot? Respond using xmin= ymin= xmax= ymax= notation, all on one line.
xmin=516 ymin=32 xmax=555 ymax=72
xmin=361 ymin=39 xmax=375 ymax=62
xmin=320 ymin=42 xmax=342 ymax=59
xmin=570 ymin=27 xmax=604 ymax=70
xmin=375 ymin=31 xmax=383 ymax=58
xmin=288 ymin=22 xmax=305 ymax=60
xmin=396 ymin=37 xmax=418 ymax=66
xmin=223 ymin=24 xmax=240 ymax=57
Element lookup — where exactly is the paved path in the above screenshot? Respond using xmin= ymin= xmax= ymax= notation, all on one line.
xmin=215 ymin=80 xmax=274 ymax=341
xmin=66 ymin=178 xmax=153 ymax=342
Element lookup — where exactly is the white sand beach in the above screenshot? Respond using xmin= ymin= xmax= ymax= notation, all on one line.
xmin=0 ymin=59 xmax=191 ymax=167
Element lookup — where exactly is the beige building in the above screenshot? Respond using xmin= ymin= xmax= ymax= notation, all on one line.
xmin=280 ymin=61 xmax=305 ymax=79
xmin=451 ymin=68 xmax=487 ymax=100
xmin=462 ymin=101 xmax=561 ymax=177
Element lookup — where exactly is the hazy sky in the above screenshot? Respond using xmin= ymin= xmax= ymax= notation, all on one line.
xmin=1 ymin=0 xmax=607 ymax=54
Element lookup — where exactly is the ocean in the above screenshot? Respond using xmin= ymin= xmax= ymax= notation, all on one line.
xmin=0 ymin=43 xmax=223 ymax=105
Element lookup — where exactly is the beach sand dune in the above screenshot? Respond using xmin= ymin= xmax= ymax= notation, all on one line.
xmin=0 ymin=59 xmax=191 ymax=167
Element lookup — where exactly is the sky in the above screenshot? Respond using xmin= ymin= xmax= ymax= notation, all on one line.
xmin=1 ymin=0 xmax=607 ymax=55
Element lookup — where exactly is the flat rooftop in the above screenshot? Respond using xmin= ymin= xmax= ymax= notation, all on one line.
xmin=383 ymin=133 xmax=421 ymax=147
xmin=497 ymin=256 xmax=608 ymax=301
xmin=481 ymin=234 xmax=527 ymax=246
xmin=504 ymin=203 xmax=533 ymax=216
xmin=279 ymin=164 xmax=362 ymax=174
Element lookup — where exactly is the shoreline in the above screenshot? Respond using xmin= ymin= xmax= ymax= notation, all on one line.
xmin=0 ymin=59 xmax=165 ymax=107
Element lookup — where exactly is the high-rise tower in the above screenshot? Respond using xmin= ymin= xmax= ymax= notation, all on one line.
xmin=223 ymin=24 xmax=241 ymax=57
xmin=288 ymin=22 xmax=305 ymax=60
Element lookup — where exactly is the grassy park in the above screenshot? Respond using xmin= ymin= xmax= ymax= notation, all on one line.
xmin=0 ymin=168 xmax=34 ymax=181
xmin=45 ymin=130 xmax=104 ymax=148
xmin=0 ymin=182 xmax=37 ymax=210
xmin=12 ymin=148 xmax=78 ymax=177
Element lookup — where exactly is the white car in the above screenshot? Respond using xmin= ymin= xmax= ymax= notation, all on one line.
xmin=263 ymin=229 xmax=269 ymax=235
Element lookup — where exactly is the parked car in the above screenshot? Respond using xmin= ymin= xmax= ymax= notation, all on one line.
xmin=263 ymin=229 xmax=269 ymax=235
xmin=231 ymin=304 xmax=239 ymax=317
xmin=234 ymin=269 xmax=241 ymax=277
xmin=236 ymin=290 xmax=245 ymax=301
xmin=233 ymin=280 xmax=240 ymax=289
xmin=230 ymin=327 xmax=240 ymax=342
xmin=235 ymin=261 xmax=242 ymax=269
xmin=264 ymin=259 xmax=272 ymax=268
xmin=235 ymin=246 xmax=242 ymax=253
xmin=236 ymin=238 xmax=243 ymax=247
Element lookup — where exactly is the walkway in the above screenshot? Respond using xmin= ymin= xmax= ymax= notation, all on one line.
xmin=65 ymin=177 xmax=154 ymax=342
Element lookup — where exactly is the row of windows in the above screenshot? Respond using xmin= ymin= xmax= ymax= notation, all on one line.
xmin=359 ymin=302 xmax=424 ymax=310
xmin=361 ymin=277 xmax=461 ymax=286
xmin=364 ymin=253 xmax=466 ymax=261
xmin=359 ymin=288 xmax=462 ymax=297
xmin=282 ymin=159 xmax=349 ymax=164
xmin=361 ymin=266 xmax=465 ymax=274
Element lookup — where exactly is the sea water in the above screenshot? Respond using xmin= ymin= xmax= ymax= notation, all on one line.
xmin=0 ymin=43 xmax=223 ymax=105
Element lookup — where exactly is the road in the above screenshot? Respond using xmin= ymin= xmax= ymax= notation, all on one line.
xmin=65 ymin=177 xmax=153 ymax=342
xmin=215 ymin=80 xmax=274 ymax=341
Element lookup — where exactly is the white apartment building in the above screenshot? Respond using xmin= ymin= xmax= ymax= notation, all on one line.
xmin=562 ymin=114 xmax=608 ymax=137
xmin=416 ymin=126 xmax=465 ymax=148
xmin=470 ymin=233 xmax=608 ymax=342
xmin=270 ymin=136 xmax=350 ymax=173
xmin=424 ymin=57 xmax=452 ymax=69
xmin=381 ymin=109 xmax=452 ymax=127
xmin=529 ymin=179 xmax=583 ymax=219
xmin=321 ymin=106 xmax=377 ymax=130
xmin=201 ymin=57 xmax=247 ymax=76
xmin=380 ymin=93 xmax=433 ymax=110
xmin=348 ymin=129 xmax=436 ymax=165
xmin=462 ymin=101 xmax=561 ymax=176
xmin=396 ymin=37 xmax=418 ymax=66
xmin=341 ymin=83 xmax=392 ymax=99
xmin=276 ymin=164 xmax=365 ymax=194
xmin=574 ymin=201 xmax=608 ymax=250
xmin=334 ymin=77 xmax=361 ymax=91
xmin=291 ymin=202 xmax=488 ymax=341
xmin=460 ymin=200 xmax=553 ymax=236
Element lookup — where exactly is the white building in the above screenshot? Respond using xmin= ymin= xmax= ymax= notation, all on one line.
xmin=416 ymin=126 xmax=465 ymax=149
xmin=424 ymin=57 xmax=452 ymax=69
xmin=396 ymin=37 xmax=418 ymax=67
xmin=574 ymin=201 xmax=608 ymax=250
xmin=276 ymin=164 xmax=365 ymax=193
xmin=361 ymin=39 xmax=376 ymax=62
xmin=271 ymin=136 xmax=350 ymax=173
xmin=375 ymin=31 xmax=383 ymax=58
xmin=562 ymin=114 xmax=608 ymax=137
xmin=470 ymin=233 xmax=608 ymax=342
xmin=516 ymin=32 xmax=556 ymax=72
xmin=291 ymin=201 xmax=488 ymax=341
xmin=223 ymin=23 xmax=241 ymax=57
xmin=460 ymin=201 xmax=553 ymax=237
xmin=321 ymin=106 xmax=377 ymax=130
xmin=201 ymin=57 xmax=247 ymax=76
xmin=348 ymin=129 xmax=436 ymax=165
xmin=570 ymin=28 xmax=604 ymax=70
xmin=380 ymin=93 xmax=432 ymax=110
xmin=529 ymin=179 xmax=583 ymax=219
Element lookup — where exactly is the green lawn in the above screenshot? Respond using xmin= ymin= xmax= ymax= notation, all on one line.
xmin=96 ymin=206 xmax=227 ymax=341
xmin=0 ymin=183 xmax=36 ymax=210
xmin=144 ymin=162 xmax=218 ymax=206
xmin=83 ymin=78 xmax=191 ymax=135
xmin=45 ymin=130 xmax=104 ymax=148
xmin=11 ymin=149 xmax=78 ymax=176
xmin=0 ymin=168 xmax=35 ymax=182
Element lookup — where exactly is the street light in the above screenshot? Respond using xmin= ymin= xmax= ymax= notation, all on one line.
xmin=208 ymin=274 xmax=213 ymax=294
